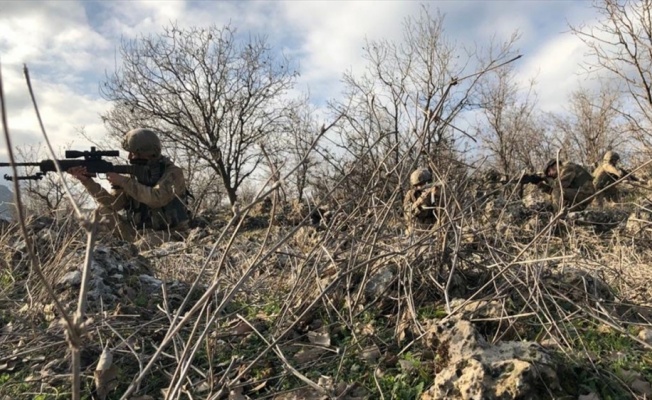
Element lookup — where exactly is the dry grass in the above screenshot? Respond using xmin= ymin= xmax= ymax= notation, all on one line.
xmin=2 ymin=168 xmax=652 ymax=399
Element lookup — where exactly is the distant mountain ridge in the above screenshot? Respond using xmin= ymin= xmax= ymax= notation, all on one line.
xmin=0 ymin=185 xmax=13 ymax=220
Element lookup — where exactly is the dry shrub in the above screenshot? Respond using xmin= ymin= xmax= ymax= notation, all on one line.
xmin=2 ymin=158 xmax=652 ymax=399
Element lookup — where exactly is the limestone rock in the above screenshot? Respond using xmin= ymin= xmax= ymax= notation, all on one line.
xmin=365 ymin=266 xmax=395 ymax=299
xmin=139 ymin=274 xmax=163 ymax=292
xmin=448 ymin=299 xmax=503 ymax=320
xmin=638 ymin=328 xmax=652 ymax=345
xmin=521 ymin=185 xmax=551 ymax=211
xmin=626 ymin=203 xmax=652 ymax=235
xmin=421 ymin=317 xmax=560 ymax=400
xmin=51 ymin=242 xmax=186 ymax=312
xmin=57 ymin=270 xmax=82 ymax=288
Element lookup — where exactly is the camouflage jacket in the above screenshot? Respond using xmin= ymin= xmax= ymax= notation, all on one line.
xmin=593 ymin=161 xmax=629 ymax=189
xmin=403 ymin=185 xmax=440 ymax=226
xmin=539 ymin=163 xmax=594 ymax=194
xmin=82 ymin=156 xmax=189 ymax=230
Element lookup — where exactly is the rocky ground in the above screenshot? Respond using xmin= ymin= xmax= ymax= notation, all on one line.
xmin=1 ymin=190 xmax=652 ymax=399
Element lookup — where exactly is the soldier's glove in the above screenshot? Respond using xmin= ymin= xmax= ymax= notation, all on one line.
xmin=413 ymin=191 xmax=431 ymax=211
xmin=417 ymin=189 xmax=434 ymax=204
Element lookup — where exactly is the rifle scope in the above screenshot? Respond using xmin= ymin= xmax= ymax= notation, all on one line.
xmin=65 ymin=147 xmax=119 ymax=159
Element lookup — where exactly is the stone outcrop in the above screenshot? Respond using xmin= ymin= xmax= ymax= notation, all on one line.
xmin=421 ymin=317 xmax=561 ymax=400
xmin=626 ymin=202 xmax=652 ymax=235
xmin=521 ymin=184 xmax=552 ymax=212
xmin=53 ymin=241 xmax=193 ymax=313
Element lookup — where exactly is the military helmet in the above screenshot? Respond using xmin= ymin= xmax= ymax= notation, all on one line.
xmin=122 ymin=128 xmax=162 ymax=157
xmin=484 ymin=169 xmax=501 ymax=182
xmin=410 ymin=167 xmax=432 ymax=187
xmin=544 ymin=159 xmax=558 ymax=174
xmin=603 ymin=151 xmax=620 ymax=163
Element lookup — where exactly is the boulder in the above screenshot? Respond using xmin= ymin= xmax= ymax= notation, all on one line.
xmin=626 ymin=203 xmax=652 ymax=235
xmin=521 ymin=185 xmax=552 ymax=212
xmin=52 ymin=241 xmax=195 ymax=312
xmin=365 ymin=266 xmax=396 ymax=299
xmin=55 ymin=243 xmax=149 ymax=307
xmin=448 ymin=298 xmax=503 ymax=320
xmin=638 ymin=328 xmax=652 ymax=345
xmin=421 ymin=317 xmax=561 ymax=400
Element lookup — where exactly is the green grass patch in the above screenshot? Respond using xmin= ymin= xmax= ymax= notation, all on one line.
xmin=560 ymin=321 xmax=652 ymax=399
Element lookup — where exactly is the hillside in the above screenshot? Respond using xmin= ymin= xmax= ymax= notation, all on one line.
xmin=0 ymin=186 xmax=651 ymax=399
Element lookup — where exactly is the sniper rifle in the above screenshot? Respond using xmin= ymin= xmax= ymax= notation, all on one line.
xmin=0 ymin=147 xmax=146 ymax=181
xmin=619 ymin=168 xmax=641 ymax=183
xmin=518 ymin=173 xmax=547 ymax=186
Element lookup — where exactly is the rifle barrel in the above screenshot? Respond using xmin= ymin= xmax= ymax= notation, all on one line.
xmin=0 ymin=162 xmax=42 ymax=167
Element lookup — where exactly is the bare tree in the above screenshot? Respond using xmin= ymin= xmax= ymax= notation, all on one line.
xmin=170 ymin=146 xmax=222 ymax=215
xmin=275 ymin=98 xmax=326 ymax=203
xmin=550 ymin=85 xmax=630 ymax=166
xmin=572 ymin=0 xmax=652 ymax=146
xmin=476 ymin=65 xmax=542 ymax=175
xmin=513 ymin=119 xmax=557 ymax=173
xmin=328 ymin=5 xmax=520 ymax=201
xmin=101 ymin=23 xmax=299 ymax=206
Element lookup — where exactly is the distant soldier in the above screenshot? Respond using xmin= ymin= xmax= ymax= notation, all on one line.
xmin=592 ymin=151 xmax=638 ymax=205
xmin=479 ymin=168 xmax=508 ymax=199
xmin=403 ymin=167 xmax=441 ymax=234
xmin=484 ymin=168 xmax=502 ymax=183
xmin=538 ymin=159 xmax=595 ymax=212
xmin=68 ymin=128 xmax=190 ymax=249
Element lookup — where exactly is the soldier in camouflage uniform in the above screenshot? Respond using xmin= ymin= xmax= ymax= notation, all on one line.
xmin=403 ymin=167 xmax=441 ymax=234
xmin=68 ymin=128 xmax=190 ymax=249
xmin=592 ymin=151 xmax=635 ymax=205
xmin=539 ymin=159 xmax=595 ymax=212
xmin=477 ymin=168 xmax=508 ymax=200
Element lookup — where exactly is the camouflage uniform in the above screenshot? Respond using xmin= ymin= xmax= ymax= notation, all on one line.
xmin=403 ymin=168 xmax=441 ymax=234
xmin=478 ymin=168 xmax=508 ymax=200
xmin=80 ymin=129 xmax=189 ymax=248
xmin=592 ymin=151 xmax=625 ymax=204
xmin=539 ymin=161 xmax=595 ymax=212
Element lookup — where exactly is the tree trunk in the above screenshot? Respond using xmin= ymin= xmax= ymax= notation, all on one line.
xmin=225 ymin=185 xmax=238 ymax=207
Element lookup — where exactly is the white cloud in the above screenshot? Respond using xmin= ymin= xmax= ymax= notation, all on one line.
xmin=0 ymin=0 xmax=610 ymax=169
xmin=0 ymin=1 xmax=112 ymax=73
xmin=2 ymin=64 xmax=110 ymax=155
xmin=517 ymin=33 xmax=586 ymax=109
xmin=96 ymin=1 xmax=189 ymax=39
xmin=0 ymin=0 xmax=115 ymax=163
xmin=279 ymin=1 xmax=421 ymax=101
xmin=514 ymin=18 xmax=617 ymax=115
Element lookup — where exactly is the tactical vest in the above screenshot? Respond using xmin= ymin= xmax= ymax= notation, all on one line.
xmin=545 ymin=163 xmax=593 ymax=191
xmin=126 ymin=158 xmax=190 ymax=231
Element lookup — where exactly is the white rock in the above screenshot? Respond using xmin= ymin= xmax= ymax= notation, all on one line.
xmin=139 ymin=274 xmax=163 ymax=290
xmin=638 ymin=328 xmax=652 ymax=345
xmin=58 ymin=271 xmax=81 ymax=287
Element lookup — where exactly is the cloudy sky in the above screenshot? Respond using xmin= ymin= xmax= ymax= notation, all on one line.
xmin=0 ymin=0 xmax=599 ymax=163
